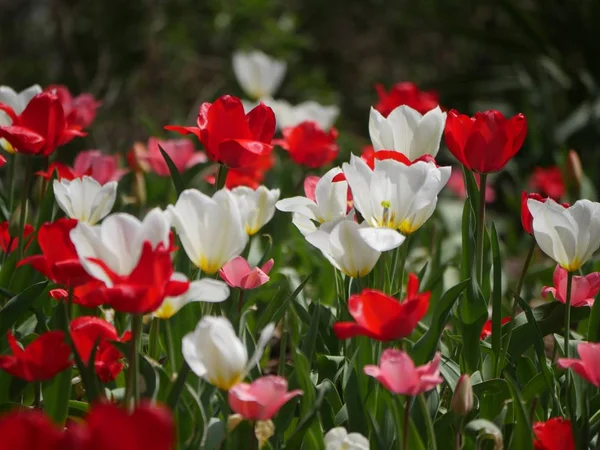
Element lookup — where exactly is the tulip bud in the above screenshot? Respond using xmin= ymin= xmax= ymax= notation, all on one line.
xmin=565 ymin=149 xmax=582 ymax=191
xmin=255 ymin=420 xmax=275 ymax=449
xmin=451 ymin=374 xmax=473 ymax=416
xmin=227 ymin=414 xmax=244 ymax=432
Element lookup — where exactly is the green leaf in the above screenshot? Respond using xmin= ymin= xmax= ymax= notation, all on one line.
xmin=301 ymin=302 xmax=321 ymax=367
xmin=506 ymin=374 xmax=533 ymax=450
xmin=464 ymin=419 xmax=504 ymax=449
xmin=283 ymin=382 xmax=329 ymax=449
xmin=0 ymin=281 xmax=48 ymax=336
xmin=490 ymin=223 xmax=503 ymax=363
xmin=158 ymin=144 xmax=185 ymax=195
xmin=588 ymin=293 xmax=600 ymax=342
xmin=412 ymin=280 xmax=469 ymax=365
xmin=257 ymin=271 xmax=313 ymax=330
xmin=43 ymin=367 xmax=72 ymax=425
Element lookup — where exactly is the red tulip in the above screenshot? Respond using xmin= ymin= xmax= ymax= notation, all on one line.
xmin=533 ymin=417 xmax=574 ymax=450
xmin=444 ymin=109 xmax=527 ymax=173
xmin=521 ymin=192 xmax=569 ymax=235
xmin=364 ymin=350 xmax=443 ymax=395
xmin=0 ymin=92 xmax=85 ymax=156
xmin=143 ymin=137 xmax=206 ymax=176
xmin=333 ymin=274 xmax=429 ymax=341
xmin=38 ymin=150 xmax=127 ymax=185
xmin=70 ymin=317 xmax=131 ymax=382
xmin=165 ymin=95 xmax=275 ymax=169
xmin=480 ymin=317 xmax=510 ymax=340
xmin=18 ymin=219 xmax=92 ymax=287
xmin=228 ymin=375 xmax=303 ymax=420
xmin=44 ymin=85 xmax=102 ymax=129
xmin=276 ymin=121 xmax=339 ymax=168
xmin=0 ymin=154 xmax=5 ymax=168
xmin=542 ymin=265 xmax=600 ymax=308
xmin=446 ymin=168 xmax=496 ymax=203
xmin=0 ymin=221 xmax=34 ymax=254
xmin=0 ymin=331 xmax=71 ymax=382
xmin=530 ymin=166 xmax=565 ymax=200
xmin=0 ymin=409 xmax=74 ymax=450
xmin=557 ymin=342 xmax=600 ymax=387
xmin=374 ymin=82 xmax=439 ymax=117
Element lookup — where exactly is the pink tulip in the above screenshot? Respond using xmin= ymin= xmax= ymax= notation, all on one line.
xmin=364 ymin=349 xmax=443 ymax=396
xmin=303 ymin=175 xmax=319 ymax=201
xmin=557 ymin=342 xmax=600 ymax=387
xmin=541 ymin=265 xmax=600 ymax=307
xmin=228 ymin=375 xmax=303 ymax=420
xmin=73 ymin=150 xmax=128 ymax=185
xmin=219 ymin=257 xmax=274 ymax=290
xmin=144 ymin=137 xmax=207 ymax=176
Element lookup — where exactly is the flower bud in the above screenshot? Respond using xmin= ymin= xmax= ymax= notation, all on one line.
xmin=451 ymin=374 xmax=473 ymax=416
xmin=255 ymin=420 xmax=275 ymax=449
xmin=565 ymin=149 xmax=582 ymax=191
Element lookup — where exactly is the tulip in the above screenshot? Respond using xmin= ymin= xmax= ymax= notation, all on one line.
xmin=565 ymin=149 xmax=583 ymax=192
xmin=53 ymin=176 xmax=117 ymax=225
xmin=364 ymin=350 xmax=443 ymax=396
xmin=527 ymin=198 xmax=600 ymax=272
xmin=374 ymin=81 xmax=439 ymax=117
xmin=38 ymin=150 xmax=128 ymax=185
xmin=0 ymin=84 xmax=42 ymax=152
xmin=342 ymin=154 xmax=451 ymax=236
xmin=69 ymin=209 xmax=190 ymax=314
xmin=44 ymin=84 xmax=102 ymax=129
xmin=232 ymin=50 xmax=287 ymax=100
xmin=0 ymin=409 xmax=72 ymax=450
xmin=276 ymin=121 xmax=339 ymax=168
xmin=542 ymin=265 xmax=600 ymax=308
xmin=276 ymin=167 xmax=350 ymax=236
xmin=165 ymin=95 xmax=275 ymax=169
xmin=19 ymin=218 xmax=92 ymax=287
xmin=0 ymin=92 xmax=85 ymax=156
xmin=219 ymin=257 xmax=274 ymax=290
xmin=324 ymin=427 xmax=370 ymax=450
xmin=152 ymin=276 xmax=230 ymax=319
xmin=271 ymin=99 xmax=339 ymax=130
xmin=231 ymin=185 xmax=280 ymax=235
xmin=70 ymin=316 xmax=131 ymax=382
xmin=451 ymin=374 xmax=474 ymax=416
xmin=228 ymin=375 xmax=303 ymax=420
xmin=222 ymin=153 xmax=274 ymax=189
xmin=521 ymin=192 xmax=546 ymax=235
xmin=369 ymin=105 xmax=446 ymax=161
xmin=305 ymin=218 xmax=404 ymax=276
xmin=167 ymin=189 xmax=248 ymax=274
xmin=557 ymin=342 xmax=600 ymax=387
xmin=533 ymin=417 xmax=575 ymax=450
xmin=480 ymin=317 xmax=511 ymax=340
xmin=0 ymin=221 xmax=34 ymax=254
xmin=142 ymin=137 xmax=206 ymax=176
xmin=0 ymin=331 xmax=71 ymax=382
xmin=333 ymin=274 xmax=429 ymax=340
xmin=182 ymin=316 xmax=274 ymax=390
xmin=444 ymin=109 xmax=527 ymax=173
xmin=530 ymin=166 xmax=565 ymax=200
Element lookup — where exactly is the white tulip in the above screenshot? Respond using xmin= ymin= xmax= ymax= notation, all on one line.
xmin=0 ymin=84 xmax=42 ymax=152
xmin=343 ymin=154 xmax=451 ymax=236
xmin=167 ymin=189 xmax=248 ymax=274
xmin=232 ymin=186 xmax=281 ymax=236
xmin=272 ymin=99 xmax=339 ymax=130
xmin=232 ymin=50 xmax=286 ymax=100
xmin=369 ymin=105 xmax=446 ymax=161
xmin=70 ymin=208 xmax=171 ymax=284
xmin=276 ymin=167 xmax=348 ymax=236
xmin=305 ymin=218 xmax=404 ymax=277
xmin=324 ymin=427 xmax=369 ymax=450
xmin=53 ymin=176 xmax=117 ymax=225
xmin=528 ymin=198 xmax=600 ymax=272
xmin=182 ymin=316 xmax=275 ymax=390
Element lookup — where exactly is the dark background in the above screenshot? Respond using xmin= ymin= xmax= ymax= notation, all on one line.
xmin=2 ymin=0 xmax=600 ymax=177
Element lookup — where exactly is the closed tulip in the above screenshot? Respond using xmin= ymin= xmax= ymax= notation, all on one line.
xmin=374 ymin=81 xmax=439 ymax=117
xmin=272 ymin=99 xmax=339 ymax=130
xmin=231 ymin=185 xmax=280 ymax=235
xmin=276 ymin=121 xmax=339 ymax=168
xmin=219 ymin=257 xmax=274 ymax=290
xmin=527 ymin=198 xmax=600 ymax=272
xmin=0 ymin=84 xmax=42 ymax=152
xmin=232 ymin=50 xmax=286 ymax=100
xmin=54 ymin=176 xmax=117 ymax=225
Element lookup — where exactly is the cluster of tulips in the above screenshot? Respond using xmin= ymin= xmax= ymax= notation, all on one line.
xmin=0 ymin=50 xmax=597 ymax=450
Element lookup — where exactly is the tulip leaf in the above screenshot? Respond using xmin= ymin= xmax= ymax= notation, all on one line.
xmin=490 ymin=223 xmax=503 ymax=364
xmin=473 ymin=379 xmax=510 ymax=421
xmin=588 ymin=294 xmax=600 ymax=342
xmin=257 ymin=270 xmax=312 ymax=330
xmin=0 ymin=280 xmax=48 ymax=338
xmin=203 ymin=419 xmax=226 ymax=450
xmin=283 ymin=381 xmax=329 ymax=449
xmin=412 ymin=279 xmax=469 ymax=365
xmin=506 ymin=374 xmax=534 ymax=450
xmin=158 ymin=144 xmax=185 ymax=195
xmin=300 ymin=301 xmax=321 ymax=365
xmin=464 ymin=418 xmax=504 ymax=449
xmin=43 ymin=367 xmax=72 ymax=425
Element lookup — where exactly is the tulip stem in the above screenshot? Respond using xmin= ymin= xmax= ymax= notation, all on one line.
xmin=215 ymin=164 xmax=229 ymax=192
xmin=391 ymin=236 xmax=410 ymax=297
xmin=418 ymin=394 xmax=437 ymax=450
xmin=403 ymin=396 xmax=411 ymax=450
xmin=278 ymin=313 xmax=288 ymax=376
xmin=564 ymin=270 xmax=574 ymax=419
xmin=8 ymin=153 xmax=16 ymax=212
xmin=475 ymin=173 xmax=487 ymax=285
xmin=165 ymin=318 xmax=177 ymax=375
xmin=127 ymin=314 xmax=143 ymax=410
xmin=497 ymin=237 xmax=536 ymax=377
xmin=17 ymin=156 xmax=32 ymax=259
xmin=166 ymin=361 xmax=191 ymax=409
xmin=148 ymin=318 xmax=160 ymax=361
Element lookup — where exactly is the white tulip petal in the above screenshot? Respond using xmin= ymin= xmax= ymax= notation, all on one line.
xmin=358 ymin=227 xmax=406 ymax=252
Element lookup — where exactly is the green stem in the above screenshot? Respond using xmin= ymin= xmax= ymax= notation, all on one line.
xmin=167 ymin=361 xmax=191 ymax=409
xmin=165 ymin=319 xmax=177 ymax=375
xmin=8 ymin=153 xmax=16 ymax=212
xmin=215 ymin=164 xmax=229 ymax=192
xmin=418 ymin=394 xmax=437 ymax=450
xmin=278 ymin=313 xmax=288 ymax=376
xmin=565 ymin=270 xmax=574 ymax=419
xmin=127 ymin=315 xmax=143 ymax=410
xmin=148 ymin=318 xmax=160 ymax=361
xmin=18 ymin=157 xmax=32 ymax=259
xmin=395 ymin=236 xmax=410 ymax=297
xmin=403 ymin=396 xmax=411 ymax=450
xmin=475 ymin=173 xmax=488 ymax=284
xmin=497 ymin=238 xmax=536 ymax=377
